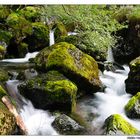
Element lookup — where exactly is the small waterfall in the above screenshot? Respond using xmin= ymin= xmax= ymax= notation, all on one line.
xmin=77 ymin=65 xmax=140 ymax=134
xmin=49 ymin=30 xmax=55 ymax=46
xmin=6 ymin=80 xmax=58 ymax=135
xmin=107 ymin=47 xmax=114 ymax=62
xmin=1 ymin=52 xmax=39 ymax=63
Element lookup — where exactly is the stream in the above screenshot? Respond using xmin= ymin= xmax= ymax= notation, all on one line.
xmin=1 ymin=31 xmax=140 ymax=135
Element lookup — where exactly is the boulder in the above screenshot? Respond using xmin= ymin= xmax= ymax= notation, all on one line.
xmin=18 ymin=70 xmax=77 ymax=112
xmin=24 ymin=22 xmax=49 ymax=52
xmin=0 ymin=85 xmax=17 ymax=135
xmin=125 ymin=56 xmax=140 ymax=95
xmin=35 ymin=42 xmax=102 ymax=93
xmin=56 ymin=33 xmax=108 ymax=62
xmin=103 ymin=114 xmax=138 ymax=135
xmin=52 ymin=114 xmax=86 ymax=135
xmin=125 ymin=92 xmax=140 ymax=118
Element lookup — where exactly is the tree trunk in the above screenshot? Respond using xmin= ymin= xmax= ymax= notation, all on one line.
xmin=2 ymin=96 xmax=28 ymax=135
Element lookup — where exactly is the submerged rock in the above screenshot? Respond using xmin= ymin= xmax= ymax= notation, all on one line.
xmin=52 ymin=114 xmax=86 ymax=135
xmin=103 ymin=114 xmax=138 ymax=135
xmin=125 ymin=56 xmax=140 ymax=95
xmin=35 ymin=42 xmax=102 ymax=93
xmin=125 ymin=92 xmax=140 ymax=118
xmin=18 ymin=70 xmax=77 ymax=112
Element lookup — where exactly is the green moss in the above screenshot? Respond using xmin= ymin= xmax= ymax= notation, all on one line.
xmin=0 ymin=85 xmax=7 ymax=99
xmin=0 ymin=6 xmax=10 ymax=22
xmin=104 ymin=114 xmax=138 ymax=135
xmin=130 ymin=56 xmax=140 ymax=72
xmin=54 ymin=21 xmax=68 ymax=40
xmin=0 ymin=101 xmax=16 ymax=135
xmin=45 ymin=80 xmax=77 ymax=112
xmin=125 ymin=92 xmax=140 ymax=114
xmin=0 ymin=69 xmax=9 ymax=83
xmin=19 ymin=6 xmax=41 ymax=22
xmin=0 ymin=45 xmax=6 ymax=59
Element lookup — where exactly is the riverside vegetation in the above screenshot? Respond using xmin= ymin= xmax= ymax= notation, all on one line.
xmin=0 ymin=5 xmax=140 ymax=135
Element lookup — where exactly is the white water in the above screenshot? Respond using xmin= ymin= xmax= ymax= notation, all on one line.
xmin=6 ymin=80 xmax=58 ymax=135
xmin=49 ymin=30 xmax=55 ymax=46
xmin=77 ymin=65 xmax=140 ymax=134
xmin=1 ymin=52 xmax=39 ymax=63
xmin=107 ymin=47 xmax=114 ymax=62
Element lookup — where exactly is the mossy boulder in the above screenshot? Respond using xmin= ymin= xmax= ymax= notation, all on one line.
xmin=18 ymin=71 xmax=77 ymax=112
xmin=24 ymin=22 xmax=49 ymax=52
xmin=0 ymin=45 xmax=6 ymax=60
xmin=19 ymin=6 xmax=41 ymax=22
xmin=35 ymin=42 xmax=102 ymax=93
xmin=103 ymin=114 xmax=138 ymax=135
xmin=125 ymin=56 xmax=140 ymax=95
xmin=0 ymin=69 xmax=9 ymax=83
xmin=0 ymin=86 xmax=17 ymax=135
xmin=125 ymin=92 xmax=140 ymax=118
xmin=52 ymin=114 xmax=87 ymax=135
xmin=56 ymin=32 xmax=108 ymax=62
xmin=53 ymin=21 xmax=68 ymax=40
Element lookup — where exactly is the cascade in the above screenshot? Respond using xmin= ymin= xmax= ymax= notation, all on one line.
xmin=1 ymin=52 xmax=39 ymax=63
xmin=49 ymin=30 xmax=55 ymax=46
xmin=106 ymin=47 xmax=114 ymax=62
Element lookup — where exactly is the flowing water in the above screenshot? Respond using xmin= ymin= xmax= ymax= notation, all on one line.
xmin=106 ymin=47 xmax=114 ymax=62
xmin=1 ymin=52 xmax=39 ymax=63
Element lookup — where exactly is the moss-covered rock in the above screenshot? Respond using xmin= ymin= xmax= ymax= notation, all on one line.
xmin=52 ymin=114 xmax=87 ymax=135
xmin=0 ymin=30 xmax=12 ymax=45
xmin=18 ymin=42 xmax=28 ymax=58
xmin=103 ymin=114 xmax=138 ymax=135
xmin=53 ymin=21 xmax=68 ymax=40
xmin=19 ymin=6 xmax=41 ymax=22
xmin=0 ymin=85 xmax=17 ymax=135
xmin=35 ymin=42 xmax=102 ymax=93
xmin=125 ymin=92 xmax=140 ymax=118
xmin=0 ymin=101 xmax=16 ymax=135
xmin=125 ymin=56 xmax=140 ymax=95
xmin=0 ymin=45 xmax=6 ymax=60
xmin=0 ymin=69 xmax=9 ymax=83
xmin=18 ymin=70 xmax=77 ymax=112
xmin=56 ymin=32 xmax=108 ymax=62
xmin=24 ymin=22 xmax=49 ymax=52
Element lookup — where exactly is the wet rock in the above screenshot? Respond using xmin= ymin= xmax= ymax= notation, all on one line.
xmin=52 ymin=114 xmax=86 ymax=135
xmin=103 ymin=114 xmax=138 ymax=135
xmin=125 ymin=92 xmax=140 ymax=118
xmin=125 ymin=56 xmax=140 ymax=95
xmin=18 ymin=70 xmax=77 ymax=112
xmin=35 ymin=42 xmax=102 ymax=93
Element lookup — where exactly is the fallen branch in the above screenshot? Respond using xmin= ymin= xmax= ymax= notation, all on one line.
xmin=2 ymin=96 xmax=28 ymax=135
